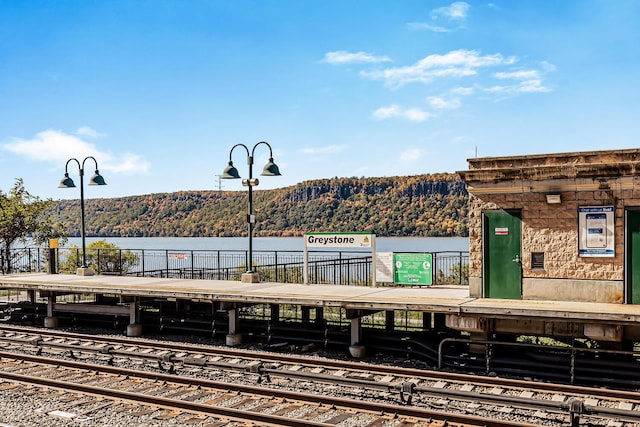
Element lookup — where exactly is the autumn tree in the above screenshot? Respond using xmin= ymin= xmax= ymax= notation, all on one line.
xmin=0 ymin=179 xmax=66 ymax=273
xmin=59 ymin=239 xmax=139 ymax=274
xmin=52 ymin=174 xmax=469 ymax=238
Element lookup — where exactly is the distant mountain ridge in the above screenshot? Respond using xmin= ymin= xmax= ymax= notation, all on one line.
xmin=52 ymin=173 xmax=469 ymax=238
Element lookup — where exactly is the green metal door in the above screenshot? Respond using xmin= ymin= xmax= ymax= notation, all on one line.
xmin=626 ymin=210 xmax=640 ymax=304
xmin=483 ymin=211 xmax=522 ymax=299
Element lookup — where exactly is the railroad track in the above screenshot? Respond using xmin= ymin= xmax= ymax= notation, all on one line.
xmin=0 ymin=352 xmax=536 ymax=427
xmin=1 ymin=324 xmax=640 ymax=426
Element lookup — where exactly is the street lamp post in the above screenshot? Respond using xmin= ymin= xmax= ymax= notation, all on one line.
xmin=58 ymin=156 xmax=107 ymax=276
xmin=221 ymin=141 xmax=281 ymax=283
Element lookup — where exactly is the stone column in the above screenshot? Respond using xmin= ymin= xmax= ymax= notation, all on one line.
xmin=348 ymin=317 xmax=365 ymax=358
xmin=126 ymin=300 xmax=142 ymax=337
xmin=44 ymin=295 xmax=58 ymax=328
xmin=226 ymin=308 xmax=242 ymax=346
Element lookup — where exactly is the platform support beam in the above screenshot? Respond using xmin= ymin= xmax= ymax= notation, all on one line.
xmin=301 ymin=306 xmax=311 ymax=323
xmin=350 ymin=317 xmax=362 ymax=345
xmin=434 ymin=313 xmax=447 ymax=331
xmin=423 ymin=312 xmax=433 ymax=329
xmin=226 ymin=308 xmax=242 ymax=346
xmin=270 ymin=304 xmax=279 ymax=323
xmin=175 ymin=299 xmax=187 ymax=312
xmin=348 ymin=316 xmax=366 ymax=358
xmin=315 ymin=308 xmax=324 ymax=325
xmin=385 ymin=310 xmax=395 ymax=331
xmin=126 ymin=299 xmax=142 ymax=337
xmin=584 ymin=323 xmax=623 ymax=342
xmin=129 ymin=299 xmax=140 ymax=324
xmin=469 ymin=332 xmax=490 ymax=355
xmin=44 ymin=295 xmax=58 ymax=328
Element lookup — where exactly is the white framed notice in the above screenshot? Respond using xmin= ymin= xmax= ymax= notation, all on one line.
xmin=578 ymin=206 xmax=614 ymax=257
xmin=375 ymin=251 xmax=394 ymax=283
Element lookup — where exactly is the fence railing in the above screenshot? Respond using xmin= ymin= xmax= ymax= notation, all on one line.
xmin=1 ymin=247 xmax=469 ymax=286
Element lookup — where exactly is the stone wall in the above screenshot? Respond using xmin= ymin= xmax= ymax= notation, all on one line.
xmin=469 ymin=187 xmax=625 ymax=271
xmin=466 ymin=148 xmax=640 ymax=171
xmin=460 ymin=149 xmax=640 ymax=303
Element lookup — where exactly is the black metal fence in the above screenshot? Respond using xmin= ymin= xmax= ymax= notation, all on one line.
xmin=1 ymin=247 xmax=469 ymax=286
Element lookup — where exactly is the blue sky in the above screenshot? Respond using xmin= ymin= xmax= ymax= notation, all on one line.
xmin=1 ymin=1 xmax=639 ymax=200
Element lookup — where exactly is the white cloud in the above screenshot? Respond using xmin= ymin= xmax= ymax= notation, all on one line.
xmin=428 ymin=96 xmax=462 ymax=109
xmin=451 ymin=86 xmax=475 ymax=95
xmin=323 ymin=50 xmax=392 ymax=65
xmin=107 ymin=153 xmax=151 ymax=175
xmin=400 ymin=148 xmax=425 ymax=162
xmin=302 ymin=144 xmax=348 ymax=154
xmin=361 ymin=49 xmax=515 ymax=88
xmin=405 ymin=22 xmax=451 ymax=33
xmin=540 ymin=61 xmax=557 ymax=72
xmin=408 ymin=2 xmax=470 ymax=32
xmin=518 ymin=79 xmax=551 ymax=93
xmin=432 ymin=2 xmax=470 ymax=21
xmin=372 ymin=105 xmax=402 ymax=120
xmin=372 ymin=105 xmax=433 ymax=122
xmin=404 ymin=108 xmax=433 ymax=121
xmin=2 ymin=129 xmax=150 ymax=175
xmin=485 ymin=64 xmax=553 ymax=97
xmin=4 ymin=130 xmax=92 ymax=162
xmin=76 ymin=126 xmax=106 ymax=139
xmin=494 ymin=70 xmax=540 ymax=80
xmin=484 ymin=79 xmax=550 ymax=96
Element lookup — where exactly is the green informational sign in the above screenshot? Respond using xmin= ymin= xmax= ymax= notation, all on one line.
xmin=394 ymin=253 xmax=433 ymax=286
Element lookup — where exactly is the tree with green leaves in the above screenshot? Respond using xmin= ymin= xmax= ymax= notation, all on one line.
xmin=0 ymin=179 xmax=66 ymax=273
xmin=59 ymin=239 xmax=139 ymax=274
xmin=436 ymin=262 xmax=469 ymax=286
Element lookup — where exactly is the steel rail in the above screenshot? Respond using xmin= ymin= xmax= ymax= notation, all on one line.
xmin=0 ymin=351 xmax=539 ymax=427
xmin=6 ymin=337 xmax=636 ymax=424
xmin=0 ymin=369 xmax=328 ymax=427
xmin=2 ymin=323 xmax=640 ymax=404
xmin=0 ymin=323 xmax=638 ymax=402
xmin=262 ymin=365 xmax=640 ymax=423
xmin=4 ymin=329 xmax=640 ymax=425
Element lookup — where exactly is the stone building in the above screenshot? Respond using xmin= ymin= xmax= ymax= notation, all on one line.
xmin=458 ymin=149 xmax=640 ymax=304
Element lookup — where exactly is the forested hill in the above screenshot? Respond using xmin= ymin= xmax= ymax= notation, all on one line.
xmin=52 ymin=173 xmax=469 ymax=238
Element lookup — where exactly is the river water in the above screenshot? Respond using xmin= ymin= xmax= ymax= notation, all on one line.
xmin=64 ymin=236 xmax=469 ymax=253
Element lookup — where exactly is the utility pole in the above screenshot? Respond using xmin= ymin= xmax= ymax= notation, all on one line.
xmin=214 ymin=174 xmax=223 ymax=191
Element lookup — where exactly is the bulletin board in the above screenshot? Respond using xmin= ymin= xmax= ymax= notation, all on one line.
xmin=578 ymin=206 xmax=614 ymax=257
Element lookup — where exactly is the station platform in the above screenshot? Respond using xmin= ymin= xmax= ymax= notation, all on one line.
xmin=2 ymin=273 xmax=640 ymax=346
xmin=3 ymin=272 xmax=640 ymax=322
xmin=0 ymin=272 xmax=470 ymax=313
